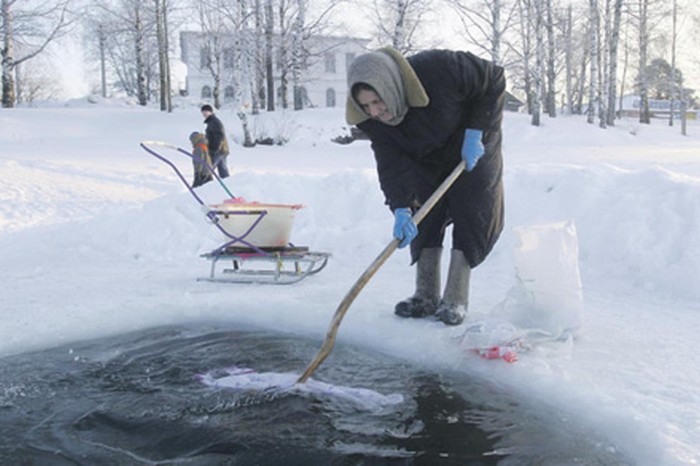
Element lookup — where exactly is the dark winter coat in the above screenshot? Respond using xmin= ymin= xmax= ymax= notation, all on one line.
xmin=203 ymin=113 xmax=230 ymax=157
xmin=349 ymin=49 xmax=506 ymax=268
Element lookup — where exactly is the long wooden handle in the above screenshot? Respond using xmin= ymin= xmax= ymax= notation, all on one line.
xmin=297 ymin=160 xmax=466 ymax=383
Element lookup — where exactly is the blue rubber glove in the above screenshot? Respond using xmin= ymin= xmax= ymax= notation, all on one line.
xmin=393 ymin=207 xmax=417 ymax=249
xmin=461 ymin=129 xmax=485 ymax=171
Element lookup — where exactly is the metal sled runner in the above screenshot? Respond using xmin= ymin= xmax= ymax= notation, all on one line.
xmin=201 ymin=246 xmax=329 ymax=285
xmin=140 ymin=140 xmax=330 ymax=284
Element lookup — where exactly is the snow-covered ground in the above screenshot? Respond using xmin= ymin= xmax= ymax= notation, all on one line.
xmin=1 ymin=99 xmax=699 ymax=465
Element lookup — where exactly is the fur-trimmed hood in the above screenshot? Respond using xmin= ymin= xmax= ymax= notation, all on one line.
xmin=345 ymin=47 xmax=430 ymax=126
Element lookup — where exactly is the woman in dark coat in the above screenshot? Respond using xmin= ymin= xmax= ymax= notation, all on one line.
xmin=346 ymin=47 xmax=506 ymax=325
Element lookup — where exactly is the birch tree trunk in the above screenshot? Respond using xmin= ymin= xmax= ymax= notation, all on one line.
xmin=492 ymin=0 xmax=502 ymax=64
xmin=668 ymin=0 xmax=676 ymax=127
xmin=163 ymin=0 xmax=172 ymax=112
xmin=575 ymin=25 xmax=588 ymax=116
xmin=155 ymin=0 xmax=168 ymax=111
xmin=392 ymin=0 xmax=407 ymax=51
xmin=278 ymin=0 xmax=289 ymax=109
xmin=564 ymin=5 xmax=573 ymax=115
xmin=253 ymin=0 xmax=264 ymax=113
xmin=618 ymin=21 xmax=629 ymax=117
xmin=679 ymin=87 xmax=687 ymax=136
xmin=532 ymin=0 xmax=543 ymax=126
xmin=265 ymin=0 xmax=274 ymax=111
xmin=673 ymin=0 xmax=686 ymax=135
xmin=236 ymin=0 xmax=254 ymax=146
xmin=98 ymin=24 xmax=107 ymax=97
xmin=606 ymin=0 xmax=622 ymax=125
xmin=587 ymin=0 xmax=598 ymax=125
xmin=637 ymin=0 xmax=651 ymax=124
xmin=516 ymin=0 xmax=534 ymax=116
xmin=291 ymin=0 xmax=305 ymax=110
xmin=2 ymin=0 xmax=16 ymax=107
xmin=134 ymin=3 xmax=148 ymax=106
xmin=598 ymin=0 xmax=608 ymax=129
xmin=545 ymin=0 xmax=556 ymax=117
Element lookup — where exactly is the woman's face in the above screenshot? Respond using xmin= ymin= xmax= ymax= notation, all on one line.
xmin=356 ymin=89 xmax=394 ymax=124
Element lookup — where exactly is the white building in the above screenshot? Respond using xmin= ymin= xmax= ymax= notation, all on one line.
xmin=180 ymin=31 xmax=370 ymax=109
xmin=618 ymin=94 xmax=697 ymax=119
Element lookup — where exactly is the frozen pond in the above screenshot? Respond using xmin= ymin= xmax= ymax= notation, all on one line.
xmin=0 ymin=324 xmax=630 ymax=465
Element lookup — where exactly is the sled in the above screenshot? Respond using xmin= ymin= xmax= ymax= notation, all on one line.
xmin=200 ymin=246 xmax=329 ymax=285
xmin=140 ymin=140 xmax=330 ymax=284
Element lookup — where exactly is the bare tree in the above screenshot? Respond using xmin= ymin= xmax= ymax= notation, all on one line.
xmin=238 ymin=1 xmax=257 ymax=145
xmin=617 ymin=13 xmax=632 ymax=118
xmin=598 ymin=0 xmax=608 ymax=129
xmin=512 ymin=0 xmax=535 ymax=117
xmin=97 ymin=23 xmax=107 ymax=97
xmin=133 ymin=2 xmax=148 ymax=105
xmin=670 ymin=0 xmax=688 ymax=135
xmin=198 ymin=1 xmax=226 ymax=109
xmin=280 ymin=0 xmax=343 ymax=110
xmin=201 ymin=0 xmax=292 ymax=143
xmin=264 ymin=0 xmax=274 ymax=110
xmin=668 ymin=0 xmax=676 ymax=127
xmin=544 ymin=0 xmax=556 ymax=117
xmin=605 ymin=0 xmax=623 ymax=125
xmin=372 ymin=0 xmax=430 ymax=53
xmin=275 ymin=0 xmax=324 ymax=110
xmin=14 ymin=56 xmax=62 ymax=103
xmin=213 ymin=0 xmax=256 ymax=145
xmin=562 ymin=4 xmax=573 ymax=114
xmin=532 ymin=0 xmax=544 ymax=126
xmin=550 ymin=2 xmax=590 ymax=116
xmin=635 ymin=0 xmax=651 ymax=123
xmin=291 ymin=0 xmax=306 ymax=110
xmin=1 ymin=0 xmax=72 ymax=107
xmin=253 ymin=0 xmax=264 ymax=112
xmin=86 ymin=0 xmax=162 ymax=104
xmin=154 ymin=0 xmax=172 ymax=112
xmin=587 ymin=0 xmax=599 ymax=124
xmin=575 ymin=20 xmax=589 ymax=115
xmin=445 ymin=0 xmax=516 ymax=65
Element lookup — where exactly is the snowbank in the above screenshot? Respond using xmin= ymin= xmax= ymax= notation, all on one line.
xmin=1 ymin=104 xmax=700 ymax=464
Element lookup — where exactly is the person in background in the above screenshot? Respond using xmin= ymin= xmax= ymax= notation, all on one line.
xmin=189 ymin=131 xmax=212 ymax=188
xmin=200 ymin=104 xmax=230 ymax=178
xmin=346 ymin=47 xmax=506 ymax=326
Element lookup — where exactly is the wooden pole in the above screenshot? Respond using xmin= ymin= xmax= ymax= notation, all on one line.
xmin=297 ymin=160 xmax=467 ymax=383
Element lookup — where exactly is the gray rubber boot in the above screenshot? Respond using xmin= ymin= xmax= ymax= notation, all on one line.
xmin=435 ymin=249 xmax=471 ymax=325
xmin=394 ymin=247 xmax=442 ymax=318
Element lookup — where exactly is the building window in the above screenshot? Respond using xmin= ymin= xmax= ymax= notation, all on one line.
xmin=200 ymin=47 xmax=211 ymax=70
xmin=324 ymin=53 xmax=336 ymax=73
xmin=326 ymin=88 xmax=336 ymax=107
xmin=202 ymin=86 xmax=212 ymax=99
xmin=345 ymin=53 xmax=356 ymax=71
xmin=224 ymin=86 xmax=235 ymax=101
xmin=224 ymin=48 xmax=235 ymax=69
xmin=295 ymin=86 xmax=310 ymax=108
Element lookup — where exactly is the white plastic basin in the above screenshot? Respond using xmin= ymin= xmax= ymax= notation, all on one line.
xmin=210 ymin=202 xmax=303 ymax=248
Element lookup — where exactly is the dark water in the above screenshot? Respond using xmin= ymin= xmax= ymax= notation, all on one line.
xmin=0 ymin=324 xmax=630 ymax=465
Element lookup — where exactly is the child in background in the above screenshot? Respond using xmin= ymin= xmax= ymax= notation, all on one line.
xmin=189 ymin=131 xmax=213 ymax=188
